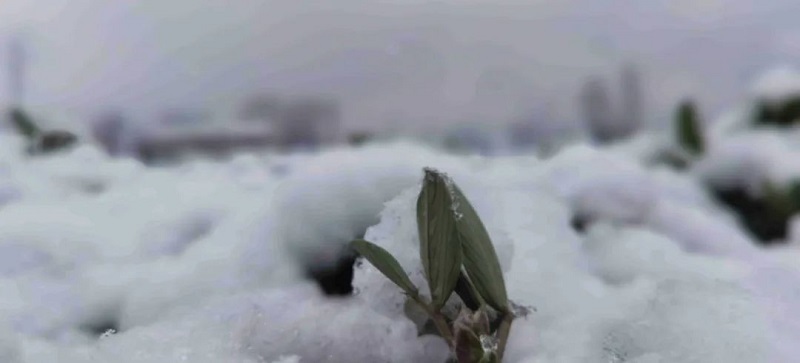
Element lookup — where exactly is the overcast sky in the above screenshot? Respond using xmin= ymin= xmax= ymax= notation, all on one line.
xmin=0 ymin=0 xmax=799 ymax=133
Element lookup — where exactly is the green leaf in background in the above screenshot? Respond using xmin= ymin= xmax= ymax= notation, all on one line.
xmin=788 ymin=182 xmax=800 ymax=210
xmin=762 ymin=181 xmax=800 ymax=225
xmin=38 ymin=131 xmax=77 ymax=153
xmin=417 ymin=168 xmax=463 ymax=309
xmin=676 ymin=100 xmax=705 ymax=156
xmin=9 ymin=107 xmax=40 ymax=140
xmin=351 ymin=239 xmax=418 ymax=296
xmin=449 ymin=182 xmax=509 ymax=313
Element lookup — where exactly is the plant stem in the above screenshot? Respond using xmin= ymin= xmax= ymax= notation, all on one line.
xmin=410 ymin=294 xmax=454 ymax=347
xmin=495 ymin=313 xmax=515 ymax=361
xmin=430 ymin=312 xmax=455 ymax=347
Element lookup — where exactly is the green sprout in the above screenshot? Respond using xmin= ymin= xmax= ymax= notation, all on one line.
xmin=7 ymin=107 xmax=78 ymax=155
xmin=352 ymin=168 xmax=523 ymax=362
xmin=10 ymin=107 xmax=41 ymax=140
xmin=676 ymin=99 xmax=704 ymax=157
xmin=654 ymin=99 xmax=705 ymax=170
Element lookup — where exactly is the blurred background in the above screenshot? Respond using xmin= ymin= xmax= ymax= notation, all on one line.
xmin=1 ymin=0 xmax=798 ymax=163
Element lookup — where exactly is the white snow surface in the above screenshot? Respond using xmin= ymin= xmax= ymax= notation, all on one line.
xmin=0 ymin=127 xmax=798 ymax=363
xmin=751 ymin=65 xmax=800 ymax=101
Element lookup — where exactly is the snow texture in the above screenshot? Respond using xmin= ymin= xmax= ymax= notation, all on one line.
xmin=751 ymin=65 xmax=800 ymax=101
xmin=2 ymin=69 xmax=800 ymax=363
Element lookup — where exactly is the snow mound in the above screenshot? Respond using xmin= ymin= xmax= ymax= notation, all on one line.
xmin=271 ymin=142 xmax=469 ymax=270
xmin=751 ymin=65 xmax=800 ymax=101
xmin=353 ymin=156 xmax=772 ymax=362
xmin=0 ymin=131 xmax=796 ymax=362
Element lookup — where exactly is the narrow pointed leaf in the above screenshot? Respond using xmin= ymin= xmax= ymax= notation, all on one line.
xmin=9 ymin=108 xmax=40 ymax=139
xmin=351 ymin=239 xmax=417 ymax=295
xmin=449 ymin=182 xmax=509 ymax=313
xmin=417 ymin=168 xmax=463 ymax=309
xmin=676 ymin=100 xmax=704 ymax=156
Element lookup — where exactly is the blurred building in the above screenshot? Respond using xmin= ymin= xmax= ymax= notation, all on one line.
xmin=444 ymin=124 xmax=494 ymax=155
xmin=135 ymin=123 xmax=276 ymax=164
xmin=90 ymin=94 xmax=342 ymax=164
xmin=618 ymin=62 xmax=645 ymax=136
xmin=237 ymin=93 xmax=342 ymax=149
xmin=158 ymin=107 xmax=212 ymax=128
xmin=239 ymin=94 xmax=283 ymax=124
xmin=91 ymin=110 xmax=128 ymax=157
xmin=507 ymin=120 xmax=538 ymax=150
xmin=580 ymin=76 xmax=617 ymax=143
xmin=507 ymin=110 xmax=577 ymax=154
xmin=579 ymin=63 xmax=646 ymax=144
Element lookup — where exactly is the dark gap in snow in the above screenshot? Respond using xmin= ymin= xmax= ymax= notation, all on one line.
xmin=79 ymin=317 xmax=121 ymax=338
xmin=76 ymin=301 xmax=124 ymax=338
xmin=710 ymin=186 xmax=789 ymax=244
xmin=305 ymin=245 xmax=359 ymax=297
xmin=570 ymin=213 xmax=592 ymax=234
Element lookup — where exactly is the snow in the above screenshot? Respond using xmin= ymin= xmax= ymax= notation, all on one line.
xmin=3 ymin=72 xmax=800 ymax=362
xmin=693 ymin=129 xmax=800 ymax=192
xmin=751 ymin=65 xmax=800 ymax=101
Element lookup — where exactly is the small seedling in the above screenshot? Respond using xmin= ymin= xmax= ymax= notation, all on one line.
xmin=676 ymin=99 xmax=704 ymax=157
xmin=352 ymin=168 xmax=525 ymax=362
xmin=654 ymin=99 xmax=705 ymax=170
xmin=8 ymin=107 xmax=78 ymax=155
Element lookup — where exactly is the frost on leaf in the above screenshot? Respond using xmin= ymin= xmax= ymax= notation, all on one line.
xmin=423 ymin=167 xmax=464 ymax=221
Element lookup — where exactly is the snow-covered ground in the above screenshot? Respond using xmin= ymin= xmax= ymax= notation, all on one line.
xmin=3 ymin=67 xmax=800 ymax=362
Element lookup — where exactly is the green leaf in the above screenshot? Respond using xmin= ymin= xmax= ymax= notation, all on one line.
xmin=788 ymin=182 xmax=800 ymax=209
xmin=676 ymin=100 xmax=704 ymax=156
xmin=449 ymin=182 xmax=509 ymax=313
xmin=351 ymin=239 xmax=418 ymax=295
xmin=9 ymin=108 xmax=40 ymax=140
xmin=38 ymin=130 xmax=77 ymax=153
xmin=417 ymin=168 xmax=463 ymax=309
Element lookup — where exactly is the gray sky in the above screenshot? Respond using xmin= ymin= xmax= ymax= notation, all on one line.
xmin=0 ymin=0 xmax=799 ymax=133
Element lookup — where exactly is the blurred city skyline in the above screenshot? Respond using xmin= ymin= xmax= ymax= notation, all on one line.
xmin=1 ymin=0 xmax=799 ymax=135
